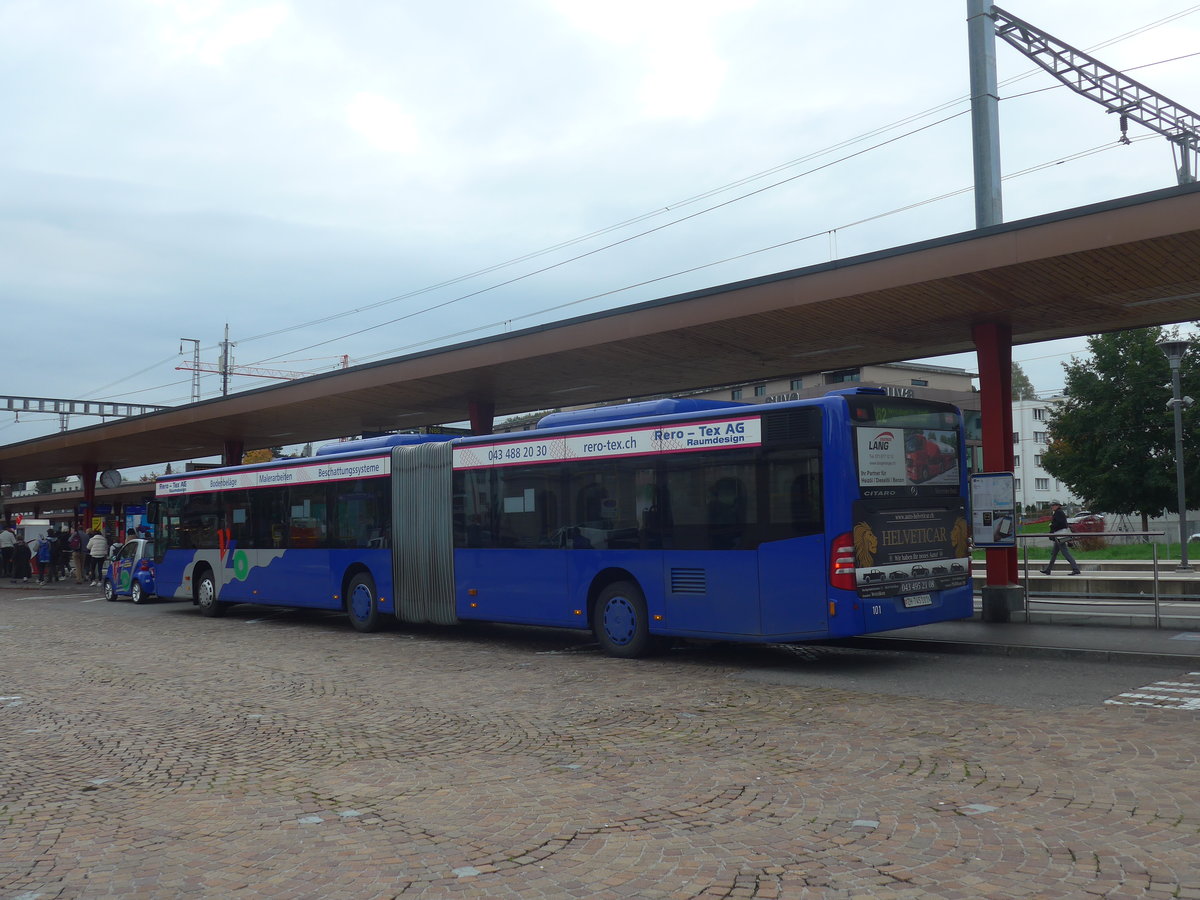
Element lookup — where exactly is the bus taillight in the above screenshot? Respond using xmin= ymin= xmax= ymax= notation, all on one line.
xmin=829 ymin=532 xmax=856 ymax=591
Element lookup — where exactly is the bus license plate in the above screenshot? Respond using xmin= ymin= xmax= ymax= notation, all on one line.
xmin=903 ymin=594 xmax=933 ymax=608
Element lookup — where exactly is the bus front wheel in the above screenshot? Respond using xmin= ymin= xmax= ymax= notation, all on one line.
xmin=196 ymin=570 xmax=225 ymax=617
xmin=593 ymin=581 xmax=652 ymax=659
xmin=346 ymin=572 xmax=380 ymax=633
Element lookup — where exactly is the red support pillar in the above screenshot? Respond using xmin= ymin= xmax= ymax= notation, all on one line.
xmin=81 ymin=462 xmax=97 ymax=529
xmin=223 ymin=440 xmax=245 ymax=466
xmin=972 ymin=321 xmax=1024 ymax=620
xmin=468 ymin=400 xmax=495 ymax=436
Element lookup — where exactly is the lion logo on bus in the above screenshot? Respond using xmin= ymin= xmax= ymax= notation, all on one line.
xmin=951 ymin=516 xmax=970 ymax=558
xmin=853 ymin=521 xmax=878 ymax=568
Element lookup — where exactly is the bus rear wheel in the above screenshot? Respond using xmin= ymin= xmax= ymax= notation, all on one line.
xmin=346 ymin=572 xmax=380 ymax=633
xmin=196 ymin=570 xmax=225 ymax=617
xmin=593 ymin=581 xmax=652 ymax=659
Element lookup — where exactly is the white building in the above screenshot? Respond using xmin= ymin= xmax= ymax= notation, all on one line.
xmin=1012 ymin=397 xmax=1081 ymax=513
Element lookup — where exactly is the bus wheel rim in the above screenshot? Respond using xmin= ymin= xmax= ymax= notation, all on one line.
xmin=603 ymin=596 xmax=636 ymax=645
xmin=351 ymin=583 xmax=372 ymax=620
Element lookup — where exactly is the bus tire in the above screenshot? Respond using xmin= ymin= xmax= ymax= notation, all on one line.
xmin=593 ymin=581 xmax=653 ymax=659
xmin=346 ymin=572 xmax=380 ymax=633
xmin=196 ymin=569 xmax=225 ymax=618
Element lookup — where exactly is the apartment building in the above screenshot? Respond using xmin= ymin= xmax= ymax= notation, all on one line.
xmin=1012 ymin=397 xmax=1081 ymax=512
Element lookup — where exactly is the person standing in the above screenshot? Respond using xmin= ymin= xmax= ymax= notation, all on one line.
xmin=69 ymin=524 xmax=88 ymax=584
xmin=1041 ymin=501 xmax=1081 ymax=576
xmin=37 ymin=531 xmax=58 ymax=584
xmin=0 ymin=525 xmax=15 ymax=578
xmin=54 ymin=526 xmax=70 ymax=580
xmin=86 ymin=530 xmax=109 ymax=586
xmin=11 ymin=537 xmax=31 ymax=583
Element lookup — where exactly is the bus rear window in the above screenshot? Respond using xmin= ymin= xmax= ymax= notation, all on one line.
xmin=848 ymin=398 xmax=961 ymax=495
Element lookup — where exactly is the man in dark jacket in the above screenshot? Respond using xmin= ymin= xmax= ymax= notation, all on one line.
xmin=1041 ymin=502 xmax=1081 ymax=576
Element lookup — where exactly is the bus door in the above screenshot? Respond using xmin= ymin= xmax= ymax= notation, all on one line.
xmin=757 ymin=446 xmax=827 ymax=637
xmin=456 ymin=465 xmax=572 ymax=626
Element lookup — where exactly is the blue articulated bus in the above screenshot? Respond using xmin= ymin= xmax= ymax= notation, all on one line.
xmin=148 ymin=388 xmax=972 ymax=657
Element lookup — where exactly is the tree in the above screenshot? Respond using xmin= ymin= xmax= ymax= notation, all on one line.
xmin=1041 ymin=327 xmax=1200 ymax=529
xmin=242 ymin=448 xmax=274 ymax=465
xmin=1011 ymin=362 xmax=1037 ymax=401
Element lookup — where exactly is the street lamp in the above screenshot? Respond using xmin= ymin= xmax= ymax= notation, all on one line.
xmin=1158 ymin=338 xmax=1193 ymax=571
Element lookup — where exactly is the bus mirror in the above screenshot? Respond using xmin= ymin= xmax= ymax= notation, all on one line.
xmin=146 ymin=500 xmax=161 ymax=526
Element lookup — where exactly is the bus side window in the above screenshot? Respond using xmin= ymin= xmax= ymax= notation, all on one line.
xmin=707 ymin=477 xmax=747 ymax=550
xmin=288 ymin=483 xmax=329 ymax=549
xmin=453 ymin=469 xmax=496 ymax=548
xmin=765 ymin=449 xmax=823 ymax=541
xmin=663 ymin=453 xmax=758 ymax=550
xmin=330 ymin=479 xmax=389 ymax=549
xmin=640 ymin=484 xmax=670 ymax=549
xmin=494 ymin=466 xmax=561 ymax=549
xmin=226 ymin=491 xmax=252 ymax=548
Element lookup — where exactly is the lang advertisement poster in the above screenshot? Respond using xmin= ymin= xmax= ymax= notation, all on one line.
xmin=856 ymin=427 xmax=959 ymax=488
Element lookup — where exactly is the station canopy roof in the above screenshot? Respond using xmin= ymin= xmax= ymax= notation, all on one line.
xmin=4 ymin=182 xmax=1200 ymax=485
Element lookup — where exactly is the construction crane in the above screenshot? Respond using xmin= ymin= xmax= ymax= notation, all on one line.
xmin=991 ymin=5 xmax=1199 ymax=185
xmin=175 ymin=360 xmax=330 ymax=381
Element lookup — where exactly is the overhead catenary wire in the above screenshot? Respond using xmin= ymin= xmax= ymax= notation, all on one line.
xmin=8 ymin=126 xmax=1164 ymax=425
xmin=228 ymin=7 xmax=1200 ymax=357
xmin=333 ymin=136 xmax=1160 ymax=367
xmin=9 ymin=8 xmax=1196 ymax=428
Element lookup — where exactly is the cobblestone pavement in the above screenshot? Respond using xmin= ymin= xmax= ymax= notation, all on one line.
xmin=2 ymin=586 xmax=1199 ymax=899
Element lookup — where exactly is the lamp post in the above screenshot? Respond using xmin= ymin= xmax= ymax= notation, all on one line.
xmin=1158 ymin=338 xmax=1192 ymax=571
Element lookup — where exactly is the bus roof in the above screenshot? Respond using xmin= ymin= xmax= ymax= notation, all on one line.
xmin=535 ymin=398 xmax=747 ymax=430
xmin=315 ymin=433 xmax=455 ymax=455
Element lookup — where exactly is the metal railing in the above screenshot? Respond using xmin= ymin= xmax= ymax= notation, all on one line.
xmin=1010 ymin=531 xmax=1185 ymax=628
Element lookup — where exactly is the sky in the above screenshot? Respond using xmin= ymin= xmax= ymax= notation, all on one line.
xmin=2 ymin=0 xmax=1199 ymax=455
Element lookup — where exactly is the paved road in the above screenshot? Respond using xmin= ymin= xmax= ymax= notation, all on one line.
xmin=3 ymin=588 xmax=1199 ymax=899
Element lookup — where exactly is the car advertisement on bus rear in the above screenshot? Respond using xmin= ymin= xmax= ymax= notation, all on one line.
xmin=851 ymin=501 xmax=971 ymax=599
xmin=855 ymin=426 xmax=959 ymax=495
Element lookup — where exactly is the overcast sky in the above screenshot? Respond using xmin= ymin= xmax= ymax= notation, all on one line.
xmin=2 ymin=0 xmax=1199 ymax=453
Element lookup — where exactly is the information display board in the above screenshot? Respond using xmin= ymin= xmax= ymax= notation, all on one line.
xmin=969 ymin=472 xmax=1016 ymax=548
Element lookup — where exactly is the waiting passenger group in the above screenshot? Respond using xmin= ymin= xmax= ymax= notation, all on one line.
xmin=0 ymin=524 xmax=111 ymax=585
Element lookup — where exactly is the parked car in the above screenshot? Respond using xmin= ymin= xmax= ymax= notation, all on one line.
xmin=103 ymin=538 xmax=157 ymax=604
xmin=1067 ymin=511 xmax=1105 ymax=533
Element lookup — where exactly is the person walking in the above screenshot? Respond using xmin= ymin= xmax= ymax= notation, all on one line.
xmin=0 ymin=525 xmax=15 ymax=578
xmin=86 ymin=529 xmax=109 ymax=586
xmin=1041 ymin=501 xmax=1081 ymax=576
